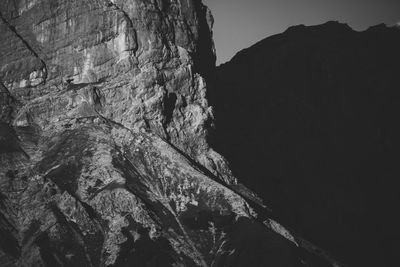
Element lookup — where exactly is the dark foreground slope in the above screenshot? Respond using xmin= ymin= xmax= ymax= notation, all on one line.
xmin=213 ymin=21 xmax=400 ymax=267
xmin=0 ymin=1 xmax=341 ymax=266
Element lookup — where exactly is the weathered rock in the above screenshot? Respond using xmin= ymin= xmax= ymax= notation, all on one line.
xmin=0 ymin=1 xmax=342 ymax=266
xmin=214 ymin=21 xmax=400 ymax=267
xmin=0 ymin=0 xmax=230 ymax=183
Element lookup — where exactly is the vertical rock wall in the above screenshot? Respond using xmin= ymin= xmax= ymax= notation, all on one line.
xmin=0 ymin=0 xmax=233 ymax=183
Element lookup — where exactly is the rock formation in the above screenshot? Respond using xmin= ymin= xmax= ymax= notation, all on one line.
xmin=213 ymin=21 xmax=400 ymax=267
xmin=0 ymin=1 xmax=342 ymax=266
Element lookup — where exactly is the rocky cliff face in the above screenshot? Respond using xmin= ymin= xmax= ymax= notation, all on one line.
xmin=0 ymin=1 xmax=341 ymax=266
xmin=214 ymin=21 xmax=400 ymax=267
xmin=0 ymin=0 xmax=230 ymax=182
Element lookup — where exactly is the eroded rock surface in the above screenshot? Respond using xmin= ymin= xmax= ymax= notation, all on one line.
xmin=1 ymin=1 xmax=341 ymax=266
xmin=0 ymin=0 xmax=231 ymax=183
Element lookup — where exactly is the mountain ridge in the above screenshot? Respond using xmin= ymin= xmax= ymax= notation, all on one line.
xmin=213 ymin=20 xmax=400 ymax=267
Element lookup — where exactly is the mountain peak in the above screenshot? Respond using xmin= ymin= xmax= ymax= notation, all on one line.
xmin=215 ymin=21 xmax=400 ymax=267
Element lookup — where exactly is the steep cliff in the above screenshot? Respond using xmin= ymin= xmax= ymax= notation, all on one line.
xmin=0 ymin=1 xmax=342 ymax=266
xmin=214 ymin=21 xmax=400 ymax=267
xmin=0 ymin=0 xmax=232 ymax=183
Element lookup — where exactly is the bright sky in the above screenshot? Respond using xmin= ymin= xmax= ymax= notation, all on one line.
xmin=203 ymin=0 xmax=400 ymax=64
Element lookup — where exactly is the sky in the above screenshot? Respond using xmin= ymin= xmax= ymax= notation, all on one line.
xmin=203 ymin=0 xmax=400 ymax=64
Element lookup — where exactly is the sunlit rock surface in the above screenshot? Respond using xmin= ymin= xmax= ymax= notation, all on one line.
xmin=1 ymin=1 xmax=341 ymax=266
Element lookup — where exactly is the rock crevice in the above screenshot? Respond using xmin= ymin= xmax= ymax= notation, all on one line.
xmin=0 ymin=10 xmax=47 ymax=90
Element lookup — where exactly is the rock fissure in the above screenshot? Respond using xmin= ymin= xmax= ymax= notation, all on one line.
xmin=0 ymin=11 xmax=48 ymax=89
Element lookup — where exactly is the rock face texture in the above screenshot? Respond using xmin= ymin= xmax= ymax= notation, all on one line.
xmin=213 ymin=21 xmax=400 ymax=267
xmin=0 ymin=1 xmax=341 ymax=266
xmin=0 ymin=0 xmax=228 ymax=182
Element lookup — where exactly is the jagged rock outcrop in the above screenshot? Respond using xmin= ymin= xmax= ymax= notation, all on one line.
xmin=213 ymin=21 xmax=400 ymax=267
xmin=0 ymin=1 xmax=342 ymax=266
